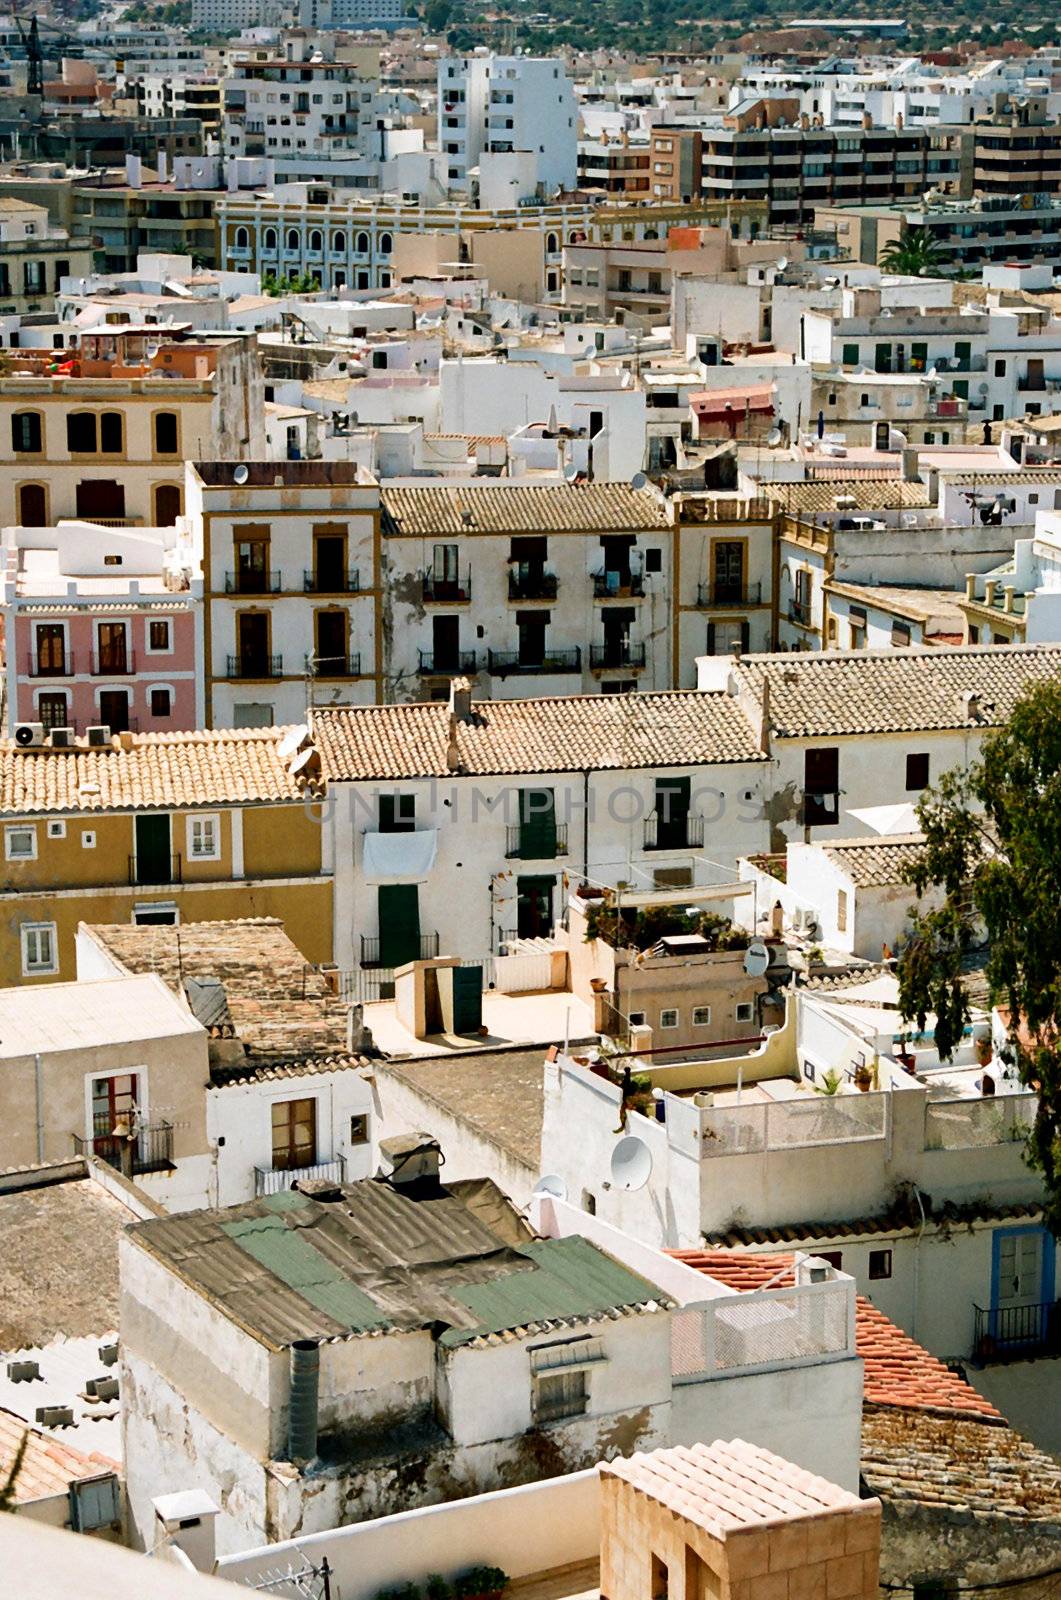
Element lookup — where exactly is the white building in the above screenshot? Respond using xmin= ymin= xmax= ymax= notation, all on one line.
xmin=437 ymin=55 xmax=577 ymax=196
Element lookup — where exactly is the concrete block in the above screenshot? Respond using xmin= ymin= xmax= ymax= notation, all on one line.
xmin=766 ymin=1520 xmax=810 ymax=1571
xmin=806 ymin=1515 xmax=847 ymax=1566
xmin=826 ymin=1553 xmax=865 ymax=1599
xmin=724 ymin=1529 xmax=770 ymax=1579
xmin=844 ymin=1508 xmax=881 ymax=1556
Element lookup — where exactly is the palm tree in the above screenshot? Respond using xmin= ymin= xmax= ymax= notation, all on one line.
xmin=879 ymin=227 xmax=946 ymax=278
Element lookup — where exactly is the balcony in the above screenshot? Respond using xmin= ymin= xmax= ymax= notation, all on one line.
xmin=309 ymin=652 xmax=361 ymax=678
xmin=697 ymin=582 xmax=762 ymax=608
xmin=590 ymin=641 xmax=647 ymax=671
xmin=303 ymin=569 xmax=360 ymax=593
xmin=788 ymin=599 xmax=812 ymax=626
xmin=671 ymin=1276 xmax=855 ymax=1377
xmin=422 ymin=571 xmax=472 ymax=603
xmin=224 ymin=570 xmax=282 ymax=594
xmin=418 ymin=650 xmax=477 ymax=676
xmin=74 ymin=1119 xmax=174 ymax=1175
xmin=360 ymin=931 xmax=440 ymax=968
xmin=91 ymin=651 xmax=136 ymax=676
xmin=506 ymin=822 xmax=569 ymax=859
xmin=644 ymin=813 xmax=706 ymax=851
xmin=973 ymin=1300 xmax=1061 ymax=1362
xmin=226 ymin=654 xmax=284 ymax=678
xmin=254 ymin=1155 xmax=345 ymax=1199
xmin=128 ymin=853 xmax=182 ymax=886
xmin=508 ymin=569 xmax=559 ymax=601
xmin=592 ymin=569 xmax=645 ymax=599
xmin=488 ymin=648 xmax=582 ymax=676
xmin=27 ymin=653 xmax=74 ymax=678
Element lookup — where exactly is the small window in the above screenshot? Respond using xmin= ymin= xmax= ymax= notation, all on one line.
xmin=692 ymin=1005 xmax=712 ymax=1026
xmin=82 ymin=830 xmax=96 ymax=849
xmin=47 ymin=820 xmax=66 ymax=839
xmin=817 ymin=1251 xmax=843 ymax=1270
xmin=659 ymin=1008 xmax=679 ymax=1029
xmin=187 ymin=813 xmax=220 ymax=860
xmin=67 ymin=412 xmax=97 ymax=452
xmin=906 ymin=752 xmax=929 ymax=791
xmin=148 ymin=619 xmax=171 ymax=652
xmin=581 ymin=1189 xmax=596 ymax=1216
xmin=379 ymin=793 xmax=415 ymax=833
xmin=349 ymin=1113 xmax=370 ymax=1145
xmin=645 ymin=548 xmax=662 ymax=574
xmin=150 ymin=688 xmax=172 ymax=717
xmin=628 ymin=1010 xmax=646 ymax=1027
xmin=869 ymin=1248 xmax=892 ymax=1280
xmin=735 ymin=1001 xmax=754 ymax=1023
xmin=5 ymin=824 xmax=36 ymax=860
xmin=21 ymin=921 xmax=57 ymax=976
xmin=533 ymin=1367 xmax=588 ymax=1423
xmin=133 ymin=903 xmax=178 ymax=926
xmin=103 ymin=554 xmax=123 ymax=567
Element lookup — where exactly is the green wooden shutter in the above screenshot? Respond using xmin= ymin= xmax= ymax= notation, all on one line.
xmin=519 ymin=788 xmax=556 ymax=859
xmin=378 ymin=883 xmax=421 ymax=968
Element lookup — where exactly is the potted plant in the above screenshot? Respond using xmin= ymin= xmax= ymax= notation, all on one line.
xmin=975 ymin=1033 xmax=993 ymax=1068
xmin=854 ymin=1062 xmax=873 ymax=1093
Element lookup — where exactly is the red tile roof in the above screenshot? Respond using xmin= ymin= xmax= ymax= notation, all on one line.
xmin=670 ymin=1250 xmax=1005 ymax=1423
xmin=0 ymin=1409 xmax=118 ymax=1505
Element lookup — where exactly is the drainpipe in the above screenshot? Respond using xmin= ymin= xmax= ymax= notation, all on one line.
xmin=581 ymin=768 xmax=591 ymax=877
xmin=288 ymin=1339 xmax=320 ymax=1463
xmin=34 ymin=1053 xmax=45 ymax=1163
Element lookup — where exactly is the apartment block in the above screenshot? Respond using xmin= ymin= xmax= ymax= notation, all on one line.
xmin=437 ymin=54 xmax=577 ymax=196
xmin=0 ymin=198 xmax=93 ymax=316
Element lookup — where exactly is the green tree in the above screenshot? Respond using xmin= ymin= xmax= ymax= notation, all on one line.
xmin=423 ymin=0 xmax=452 ymax=29
xmin=898 ymin=677 xmax=1061 ymax=1232
xmin=879 ymin=226 xmax=946 ymax=278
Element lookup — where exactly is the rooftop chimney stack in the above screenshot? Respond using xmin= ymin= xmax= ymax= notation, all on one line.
xmin=448 ymin=675 xmax=473 ymax=723
xmin=378 ymin=1133 xmax=442 ymax=1189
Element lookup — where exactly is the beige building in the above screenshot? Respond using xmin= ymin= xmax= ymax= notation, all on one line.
xmin=1 ymin=327 xmax=264 ymax=529
xmin=0 ymin=198 xmax=94 ymax=317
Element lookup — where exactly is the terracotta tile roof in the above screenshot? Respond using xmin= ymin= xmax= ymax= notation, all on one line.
xmin=601 ymin=1438 xmax=863 ymax=1535
xmin=820 ymin=834 xmax=926 ymax=887
xmin=767 ymin=479 xmax=931 ymax=513
xmin=311 ymin=691 xmax=764 ymax=782
xmin=0 ymin=1410 xmax=117 ymax=1505
xmin=700 ymin=1198 xmax=1042 ymax=1247
xmin=670 ymin=1250 xmax=1005 ymax=1422
xmin=381 ymin=483 xmax=669 ymax=535
xmin=733 ymin=644 xmax=1061 ymax=738
xmin=0 ymin=729 xmax=308 ymax=817
xmin=861 ymin=1408 xmax=1061 ymax=1522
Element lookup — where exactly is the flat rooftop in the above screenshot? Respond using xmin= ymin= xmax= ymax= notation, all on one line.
xmin=0 ymin=974 xmax=201 ymax=1058
xmin=364 ymin=987 xmax=595 ymax=1059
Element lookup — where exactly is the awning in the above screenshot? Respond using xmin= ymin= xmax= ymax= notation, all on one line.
xmin=847 ymin=803 xmax=920 ymax=836
xmin=690 ymin=385 xmax=776 ymax=418
xmin=362 ymin=829 xmax=438 ymax=885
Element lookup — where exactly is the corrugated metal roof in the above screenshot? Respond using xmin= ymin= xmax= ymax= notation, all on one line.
xmin=130 ymin=1179 xmax=668 ymax=1349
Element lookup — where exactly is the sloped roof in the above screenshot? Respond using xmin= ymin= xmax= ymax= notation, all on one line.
xmin=0 ymin=1411 xmax=117 ymax=1505
xmin=767 ymin=479 xmax=932 ymax=513
xmin=733 ymin=644 xmax=1061 ymax=737
xmin=670 ymin=1250 xmax=1004 ymax=1423
xmin=820 ymin=834 xmax=925 ymax=887
xmin=861 ymin=1408 xmax=1061 ymax=1523
xmin=312 ymin=691 xmax=764 ymax=782
xmin=0 ymin=730 xmax=307 ymax=817
xmin=381 ymin=483 xmax=669 ymax=536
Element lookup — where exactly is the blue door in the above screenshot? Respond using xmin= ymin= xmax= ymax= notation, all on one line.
xmin=984 ymin=1226 xmax=1056 ymax=1354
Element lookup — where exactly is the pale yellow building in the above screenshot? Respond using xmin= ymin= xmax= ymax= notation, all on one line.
xmin=0 ymin=726 xmax=331 ymax=987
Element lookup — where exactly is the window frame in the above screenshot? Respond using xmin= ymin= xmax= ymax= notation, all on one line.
xmin=186 ymin=812 xmax=222 ymax=862
xmin=21 ymin=920 xmax=58 ymax=976
xmin=659 ymin=1007 xmax=680 ymax=1029
xmin=5 ymin=823 xmax=37 ymax=861
xmin=12 ymin=410 xmax=43 ymax=454
xmin=735 ymin=1001 xmax=755 ymax=1024
xmin=868 ymin=1248 xmax=893 ymax=1281
xmin=146 ymin=617 xmax=173 ymax=655
xmin=349 ymin=1113 xmax=370 ymax=1145
xmin=692 ymin=1005 xmax=712 ymax=1027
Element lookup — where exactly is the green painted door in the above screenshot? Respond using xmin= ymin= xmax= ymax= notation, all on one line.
xmin=452 ymin=965 xmax=483 ymax=1033
xmin=519 ymin=788 xmax=556 ymax=859
xmin=378 ymin=883 xmax=421 ymax=968
xmin=134 ymin=813 xmax=171 ymax=885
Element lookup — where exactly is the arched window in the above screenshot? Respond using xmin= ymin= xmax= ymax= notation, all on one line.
xmin=11 ymin=411 xmax=42 ymax=453
xmin=378 ymin=232 xmax=393 ymax=255
xmin=286 ymin=228 xmax=300 ymax=251
xmin=355 ymin=231 xmax=370 ymax=255
xmin=309 ymin=229 xmax=323 ymax=252
xmin=263 ymin=227 xmax=278 ymax=251
xmin=235 ymin=225 xmax=249 ymax=250
xmin=154 ymin=412 xmax=178 ymax=455
xmin=546 ymin=231 xmax=559 ymax=254
xmin=332 ymin=230 xmax=346 ymax=253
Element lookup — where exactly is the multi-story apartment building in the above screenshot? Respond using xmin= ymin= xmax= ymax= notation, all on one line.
xmin=818 ymin=192 xmax=1061 ymax=277
xmin=576 ymin=132 xmax=651 ymax=198
xmin=437 ymin=54 xmax=577 ymax=196
xmin=0 ymin=198 xmax=93 ymax=317
xmin=189 ymin=0 xmax=285 ymax=30
xmin=648 ymin=126 xmax=703 ymax=203
xmin=0 ymin=727 xmax=331 ymax=986
xmin=221 ymin=50 xmax=381 ymax=186
xmin=135 ymin=74 xmax=224 ymax=137
xmin=3 ymin=519 xmax=202 ymax=737
xmin=218 ymin=190 xmax=766 ymax=296
xmin=72 ymin=169 xmax=221 ymax=274
xmin=186 ymin=459 xmax=381 ymax=728
xmin=0 ymin=327 xmax=264 ymax=529
xmin=970 ymin=96 xmax=1061 ymax=197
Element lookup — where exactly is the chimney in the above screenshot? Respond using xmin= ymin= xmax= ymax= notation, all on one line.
xmin=287 ymin=1340 xmax=319 ymax=1463
xmin=378 ymin=1133 xmax=442 ymax=1188
xmin=446 ymin=713 xmax=460 ymax=773
xmin=985 ymin=579 xmax=997 ymax=607
xmin=125 ymin=153 xmax=143 ymax=189
xmin=157 ymin=150 xmax=168 ymax=183
xmin=448 ymin=675 xmax=473 ymax=723
xmin=965 ymin=573 xmax=976 ymax=600
xmin=758 ymin=675 xmax=771 ymax=754
xmin=1003 ymin=585 xmax=1015 ymax=613
xmin=151 ymin=1492 xmax=220 ymax=1571
xmin=901 ymin=446 xmax=920 ymax=482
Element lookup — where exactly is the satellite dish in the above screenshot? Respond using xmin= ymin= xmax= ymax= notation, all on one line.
xmin=630 ymin=471 xmax=647 ymax=490
xmin=233 ymin=463 xmax=250 ymax=485
xmin=289 ymin=746 xmax=320 ymax=780
xmin=766 ymin=427 xmax=783 ymax=447
xmin=610 ymin=1135 xmax=653 ymax=1192
xmin=744 ymin=939 xmax=769 ymax=978
xmin=776 ymin=256 xmax=788 ymax=272
xmin=278 ymin=723 xmax=310 ymax=761
xmin=532 ymin=1173 xmax=568 ymax=1201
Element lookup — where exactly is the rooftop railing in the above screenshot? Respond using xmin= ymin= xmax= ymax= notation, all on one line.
xmin=671 ymin=1277 xmax=855 ymax=1379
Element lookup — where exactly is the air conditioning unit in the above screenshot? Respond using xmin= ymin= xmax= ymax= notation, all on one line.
xmin=86 ymin=725 xmax=111 ymax=747
xmin=14 ymin=721 xmax=46 ymax=748
xmin=49 ymin=726 xmax=75 ymax=748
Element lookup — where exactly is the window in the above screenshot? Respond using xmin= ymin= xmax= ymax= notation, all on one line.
xmin=309 ymin=229 xmax=323 ymax=252
xmin=349 ymin=1113 xmax=369 ymax=1145
xmin=47 ymin=820 xmax=66 ymax=839
xmin=12 ymin=411 xmax=42 ymax=452
xmin=21 ymin=922 xmax=57 ymax=976
xmin=271 ymin=1096 xmax=317 ymax=1171
xmin=906 ymin=752 xmax=929 ymax=791
xmin=837 ymin=889 xmax=848 ymax=933
xmin=692 ymin=1005 xmax=711 ymax=1027
xmin=379 ymin=231 xmax=393 ymax=255
xmin=187 ymin=813 xmax=221 ymax=860
xmin=659 ymin=1008 xmax=679 ymax=1029
xmin=628 ymin=1010 xmax=646 ymax=1027
xmin=151 ymin=688 xmax=172 ymax=717
xmin=38 ymin=692 xmax=68 ymax=731
xmin=67 ymin=412 xmax=97 ymax=452
xmin=133 ymin=902 xmax=178 ymax=926
xmin=286 ymin=228 xmax=300 ymax=251
xmin=82 ymin=831 xmax=96 ymax=849
xmin=803 ymin=747 xmax=839 ymax=826
xmin=891 ymin=620 xmax=911 ymax=648
xmin=5 ymin=824 xmax=36 ymax=861
xmin=736 ymin=1001 xmax=754 ymax=1023
xmin=533 ymin=1368 xmax=588 ymax=1423
xmin=154 ymin=412 xmax=178 ymax=455
xmin=817 ymin=1251 xmax=843 ymax=1270
xmin=148 ymin=619 xmax=171 ymax=652
xmin=264 ymin=227 xmax=278 ymax=251
xmin=235 ymin=226 xmax=249 ymax=249
xmin=645 ymin=548 xmax=662 ymax=574
xmin=332 ymin=230 xmax=346 ymax=252
xmin=869 ymin=1248 xmax=892 ymax=1280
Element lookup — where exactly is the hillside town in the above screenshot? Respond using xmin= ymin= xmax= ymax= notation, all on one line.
xmin=1 ymin=9 xmax=1061 ymax=1600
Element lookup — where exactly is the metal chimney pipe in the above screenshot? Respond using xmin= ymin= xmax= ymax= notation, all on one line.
xmin=288 ymin=1339 xmax=320 ymax=1462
